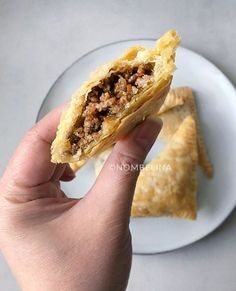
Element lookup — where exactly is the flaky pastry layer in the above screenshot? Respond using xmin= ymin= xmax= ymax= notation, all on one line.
xmin=51 ymin=30 xmax=180 ymax=167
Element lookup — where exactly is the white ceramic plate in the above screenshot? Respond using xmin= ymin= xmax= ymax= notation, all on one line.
xmin=37 ymin=40 xmax=236 ymax=254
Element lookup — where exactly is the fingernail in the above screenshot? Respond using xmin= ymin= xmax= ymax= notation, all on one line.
xmin=134 ymin=117 xmax=163 ymax=149
xmin=147 ymin=116 xmax=163 ymax=127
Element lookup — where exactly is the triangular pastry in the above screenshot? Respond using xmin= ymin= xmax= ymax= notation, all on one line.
xmin=51 ymin=30 xmax=180 ymax=168
xmin=132 ymin=115 xmax=198 ymax=219
xmin=157 ymin=86 xmax=187 ymax=114
xmin=157 ymin=87 xmax=213 ymax=177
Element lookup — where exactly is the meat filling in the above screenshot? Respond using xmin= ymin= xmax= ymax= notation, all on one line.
xmin=69 ymin=63 xmax=154 ymax=155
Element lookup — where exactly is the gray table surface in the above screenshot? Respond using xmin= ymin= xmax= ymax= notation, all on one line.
xmin=1 ymin=0 xmax=236 ymax=290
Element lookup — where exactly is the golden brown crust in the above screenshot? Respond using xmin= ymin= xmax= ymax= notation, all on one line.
xmin=92 ymin=116 xmax=198 ymax=220
xmin=157 ymin=87 xmax=213 ymax=177
xmin=51 ymin=30 xmax=180 ymax=167
xmin=157 ymin=86 xmax=187 ymax=114
xmin=76 ymin=87 xmax=213 ymax=177
xmin=131 ymin=115 xmax=198 ymax=219
xmin=86 ymin=87 xmax=213 ymax=220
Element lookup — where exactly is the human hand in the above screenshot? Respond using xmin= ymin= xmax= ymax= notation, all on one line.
xmin=0 ymin=104 xmax=162 ymax=291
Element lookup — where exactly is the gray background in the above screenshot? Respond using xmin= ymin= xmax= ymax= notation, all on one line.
xmin=0 ymin=0 xmax=236 ymax=290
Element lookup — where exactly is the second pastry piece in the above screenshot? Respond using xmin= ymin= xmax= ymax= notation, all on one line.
xmin=132 ymin=115 xmax=198 ymax=219
xmin=93 ymin=115 xmax=198 ymax=219
xmin=157 ymin=87 xmax=213 ymax=177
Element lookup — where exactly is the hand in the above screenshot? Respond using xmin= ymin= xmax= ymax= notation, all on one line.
xmin=0 ymin=104 xmax=162 ymax=291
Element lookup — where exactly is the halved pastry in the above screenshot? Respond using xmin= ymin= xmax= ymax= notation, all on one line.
xmin=157 ymin=87 xmax=213 ymax=177
xmin=71 ymin=87 xmax=213 ymax=176
xmin=132 ymin=115 xmax=198 ymax=219
xmin=51 ymin=30 xmax=180 ymax=167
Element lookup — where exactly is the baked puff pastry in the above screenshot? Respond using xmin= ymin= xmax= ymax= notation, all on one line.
xmin=51 ymin=30 xmax=180 ymax=167
xmin=71 ymin=87 xmax=213 ymax=177
xmin=93 ymin=116 xmax=198 ymax=219
xmin=131 ymin=115 xmax=198 ymax=219
xmin=157 ymin=87 xmax=213 ymax=177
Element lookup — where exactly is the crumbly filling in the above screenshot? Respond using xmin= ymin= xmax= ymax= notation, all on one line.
xmin=69 ymin=63 xmax=154 ymax=155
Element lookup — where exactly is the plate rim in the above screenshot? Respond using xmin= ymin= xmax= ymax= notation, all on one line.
xmin=37 ymin=39 xmax=236 ymax=254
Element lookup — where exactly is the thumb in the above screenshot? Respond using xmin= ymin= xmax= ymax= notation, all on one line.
xmin=88 ymin=117 xmax=163 ymax=219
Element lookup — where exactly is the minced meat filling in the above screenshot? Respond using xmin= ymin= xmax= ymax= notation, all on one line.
xmin=69 ymin=63 xmax=154 ymax=155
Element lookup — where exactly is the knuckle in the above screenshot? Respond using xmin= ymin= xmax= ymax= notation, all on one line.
xmin=116 ymin=151 xmax=141 ymax=167
xmin=113 ymin=151 xmax=143 ymax=174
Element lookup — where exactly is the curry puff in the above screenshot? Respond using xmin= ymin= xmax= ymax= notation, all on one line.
xmin=51 ymin=30 xmax=180 ymax=167
xmin=91 ymin=87 xmax=213 ymax=220
xmin=132 ymin=116 xmax=198 ymax=219
xmin=157 ymin=87 xmax=213 ymax=177
xmin=93 ymin=116 xmax=198 ymax=219
xmin=71 ymin=87 xmax=213 ymax=177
